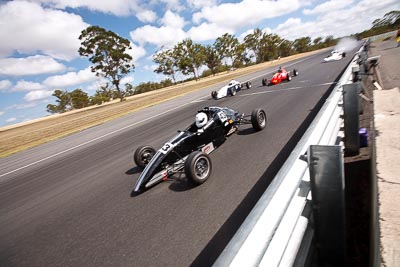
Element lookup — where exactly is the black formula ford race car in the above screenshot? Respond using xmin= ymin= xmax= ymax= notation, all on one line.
xmin=132 ymin=106 xmax=266 ymax=193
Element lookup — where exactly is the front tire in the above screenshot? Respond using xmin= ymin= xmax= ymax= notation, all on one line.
xmin=251 ymin=109 xmax=267 ymax=131
xmin=211 ymin=91 xmax=218 ymax=99
xmin=134 ymin=145 xmax=156 ymax=169
xmin=293 ymin=69 xmax=298 ymax=76
xmin=185 ymin=151 xmax=212 ymax=185
xmin=246 ymin=81 xmax=252 ymax=89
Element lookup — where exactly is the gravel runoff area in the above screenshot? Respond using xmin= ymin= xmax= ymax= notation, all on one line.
xmin=370 ymin=36 xmax=400 ymax=266
xmin=0 ymin=50 xmax=325 ymax=158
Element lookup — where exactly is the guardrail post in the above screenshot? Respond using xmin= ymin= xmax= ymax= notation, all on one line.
xmin=343 ymin=83 xmax=360 ymax=156
xmin=308 ymin=145 xmax=346 ymax=266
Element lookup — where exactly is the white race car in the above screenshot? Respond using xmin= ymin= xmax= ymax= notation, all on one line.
xmin=211 ymin=80 xmax=252 ymax=100
xmin=323 ymin=50 xmax=346 ymax=62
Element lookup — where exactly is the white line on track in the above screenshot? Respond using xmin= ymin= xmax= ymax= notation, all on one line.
xmin=191 ymin=99 xmax=208 ymax=103
xmin=239 ymin=82 xmax=337 ymax=97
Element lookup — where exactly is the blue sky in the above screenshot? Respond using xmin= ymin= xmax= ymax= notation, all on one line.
xmin=0 ymin=0 xmax=399 ymax=127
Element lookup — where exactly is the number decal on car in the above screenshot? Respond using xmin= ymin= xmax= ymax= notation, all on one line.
xmin=160 ymin=142 xmax=174 ymax=154
xmin=217 ymin=111 xmax=228 ymax=123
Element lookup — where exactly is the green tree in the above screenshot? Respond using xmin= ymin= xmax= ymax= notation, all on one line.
xmin=203 ymin=45 xmax=221 ymax=75
xmin=153 ymin=48 xmax=178 ymax=83
xmin=313 ymin=37 xmax=323 ymax=46
xmin=47 ymin=89 xmax=89 ymax=113
xmin=261 ymin=33 xmax=282 ymax=61
xmin=278 ymin=40 xmax=293 ymax=57
xmin=70 ymin=88 xmax=89 ymax=109
xmin=214 ymin=33 xmax=239 ymax=68
xmin=323 ymin=35 xmax=336 ymax=47
xmin=372 ymin=10 xmax=400 ymax=28
xmin=174 ymin=39 xmax=205 ymax=80
xmin=293 ymin=37 xmax=311 ymax=53
xmin=244 ymin=28 xmax=266 ymax=63
xmin=233 ymin=43 xmax=249 ymax=68
xmin=46 ymin=89 xmax=71 ymax=114
xmin=90 ymin=92 xmax=109 ymax=105
xmin=125 ymin=83 xmax=135 ymax=96
xmin=78 ymin=25 xmax=134 ymax=101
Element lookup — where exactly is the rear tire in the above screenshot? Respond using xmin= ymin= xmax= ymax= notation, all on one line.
xmin=229 ymin=88 xmax=236 ymax=96
xmin=251 ymin=109 xmax=267 ymax=131
xmin=185 ymin=151 xmax=212 ymax=185
xmin=262 ymin=78 xmax=267 ymax=86
xmin=134 ymin=145 xmax=156 ymax=169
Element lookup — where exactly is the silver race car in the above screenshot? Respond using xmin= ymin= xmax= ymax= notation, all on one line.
xmin=323 ymin=50 xmax=346 ymax=62
xmin=211 ymin=80 xmax=252 ymax=100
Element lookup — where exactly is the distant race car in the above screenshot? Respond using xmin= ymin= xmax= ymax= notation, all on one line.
xmin=133 ymin=106 xmax=266 ymax=193
xmin=211 ymin=80 xmax=252 ymax=99
xmin=262 ymin=67 xmax=298 ymax=86
xmin=323 ymin=50 xmax=346 ymax=62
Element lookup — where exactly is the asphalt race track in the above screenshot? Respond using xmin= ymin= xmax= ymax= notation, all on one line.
xmin=0 ymin=48 xmax=357 ymax=266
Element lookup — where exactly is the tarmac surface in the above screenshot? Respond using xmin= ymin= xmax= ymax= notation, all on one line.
xmin=370 ymin=35 xmax=400 ymax=266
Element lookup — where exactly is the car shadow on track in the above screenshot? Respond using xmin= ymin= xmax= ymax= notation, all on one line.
xmin=168 ymin=177 xmax=198 ymax=192
xmin=236 ymin=127 xmax=258 ymax=136
xmin=125 ymin=166 xmax=141 ymax=175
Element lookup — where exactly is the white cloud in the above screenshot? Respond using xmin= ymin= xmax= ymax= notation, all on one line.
xmin=130 ymin=25 xmax=187 ymax=47
xmin=12 ymin=81 xmax=46 ymax=92
xmin=34 ymin=0 xmax=157 ymax=22
xmin=0 ymin=80 xmax=12 ymax=91
xmin=0 ymin=111 xmax=4 ymax=116
xmin=4 ymin=102 xmax=38 ymax=110
xmin=303 ymin=0 xmax=353 ymax=15
xmin=238 ymin=28 xmax=272 ymax=42
xmin=187 ymin=0 xmax=217 ymax=9
xmin=0 ymin=1 xmax=89 ymax=61
xmin=24 ymin=90 xmax=53 ymax=102
xmin=137 ymin=9 xmax=158 ymax=23
xmin=43 ymin=67 xmax=98 ymax=88
xmin=6 ymin=117 xmax=17 ymax=123
xmin=130 ymin=10 xmax=189 ymax=47
xmin=0 ymin=55 xmax=66 ymax=76
xmin=161 ymin=10 xmax=186 ymax=28
xmin=192 ymin=0 xmax=302 ymax=30
xmin=121 ymin=75 xmax=134 ymax=85
xmin=14 ymin=102 xmax=38 ymax=109
xmin=85 ymin=78 xmax=108 ymax=93
xmin=188 ymin=23 xmax=233 ymax=42
xmin=127 ymin=43 xmax=147 ymax=63
xmin=273 ymin=0 xmax=400 ymax=40
xmin=143 ymin=64 xmax=157 ymax=71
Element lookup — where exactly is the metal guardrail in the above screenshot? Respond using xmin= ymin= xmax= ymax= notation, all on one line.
xmin=366 ymin=30 xmax=397 ymax=42
xmin=214 ymin=44 xmax=366 ymax=266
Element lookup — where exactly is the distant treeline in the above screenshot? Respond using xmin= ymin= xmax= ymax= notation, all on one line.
xmin=47 ymin=10 xmax=400 ymax=114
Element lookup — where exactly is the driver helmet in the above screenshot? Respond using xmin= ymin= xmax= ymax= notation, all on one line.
xmin=278 ymin=66 xmax=282 ymax=73
xmin=195 ymin=112 xmax=208 ymax=128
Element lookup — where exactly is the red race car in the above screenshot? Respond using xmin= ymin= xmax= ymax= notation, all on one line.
xmin=262 ymin=67 xmax=298 ymax=86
